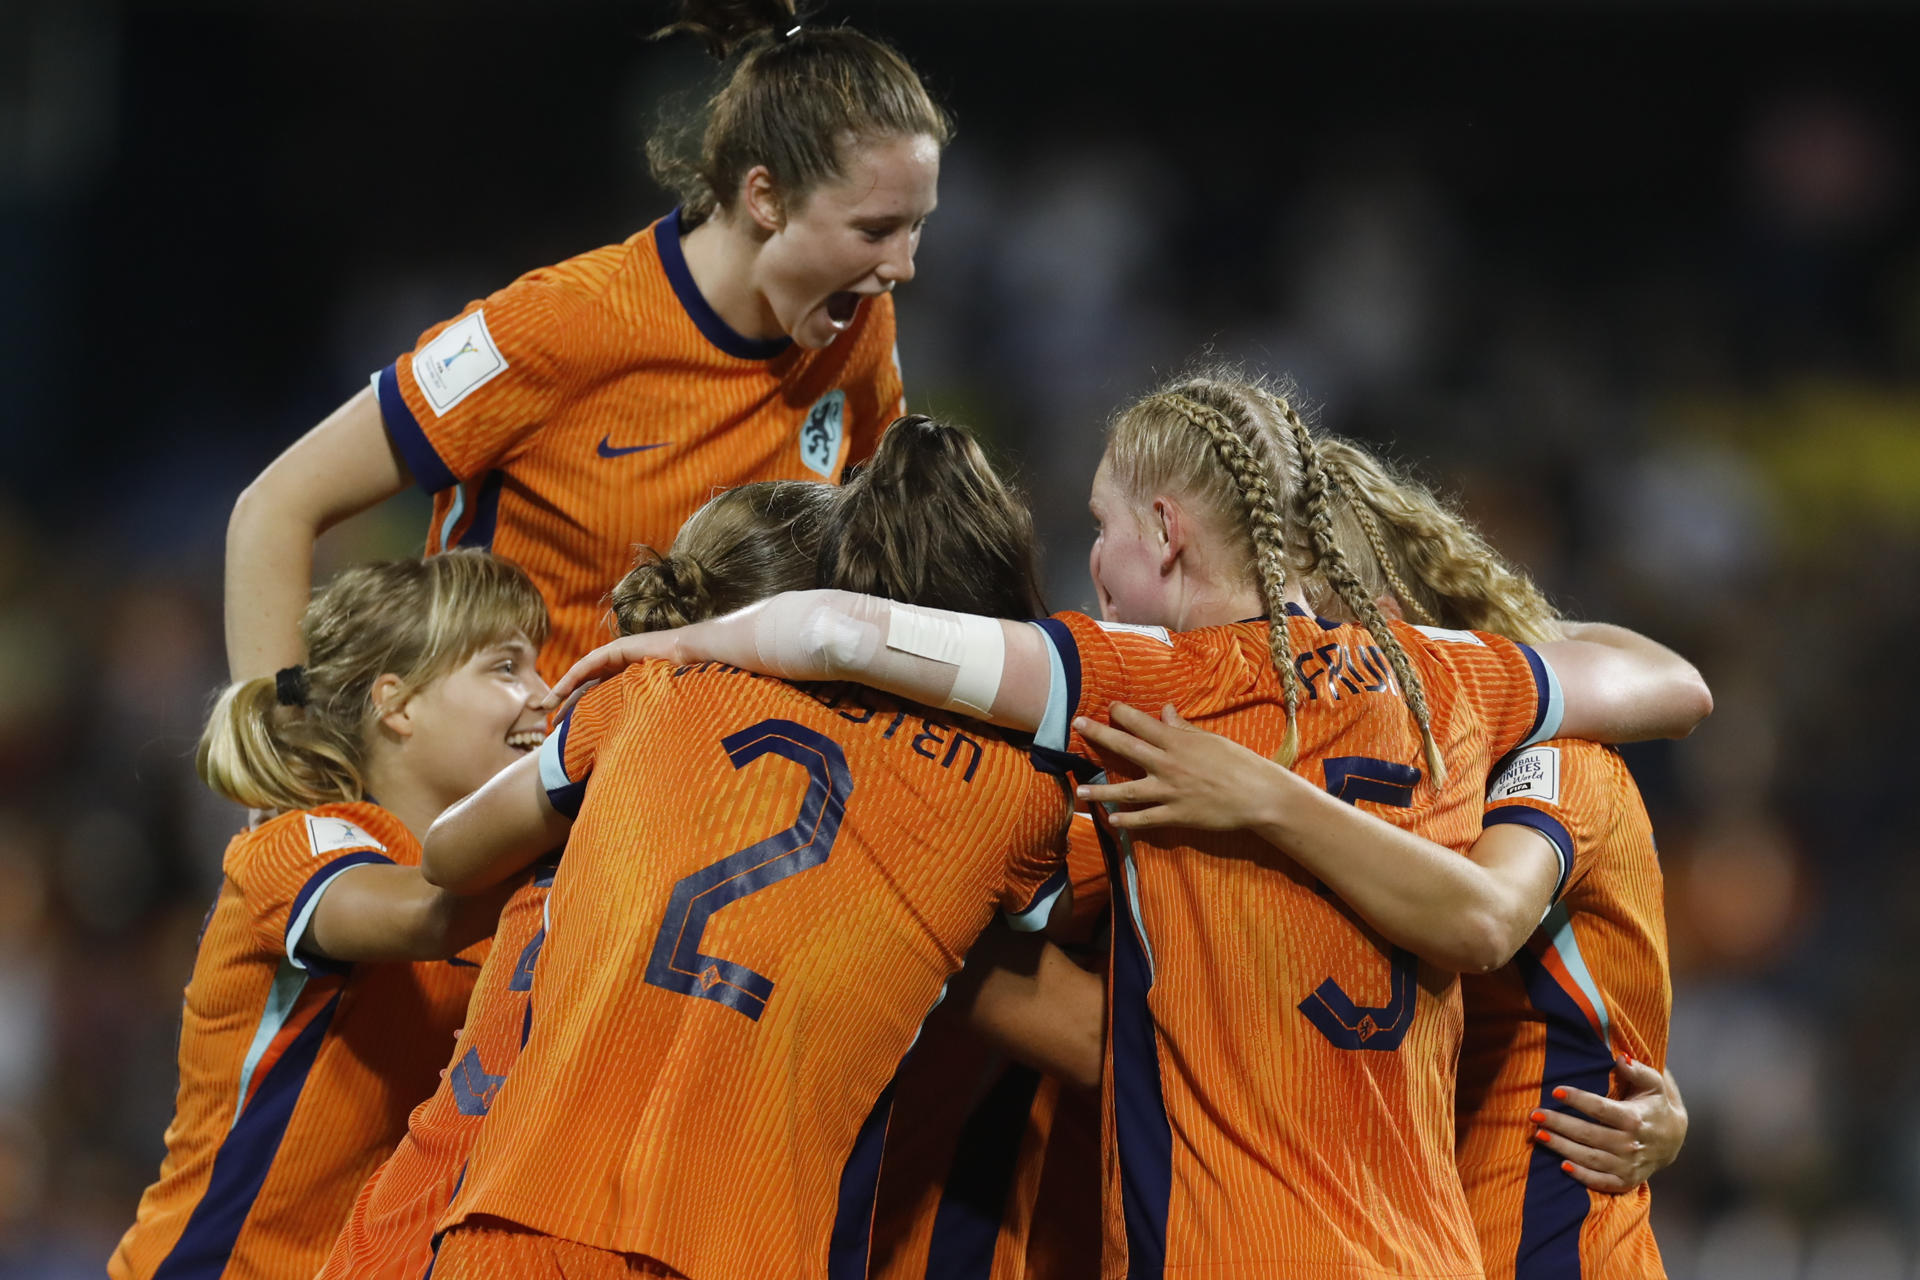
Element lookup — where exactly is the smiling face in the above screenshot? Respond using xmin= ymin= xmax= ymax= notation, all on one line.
xmin=1087 ymin=455 xmax=1179 ymax=628
xmin=386 ymin=633 xmax=551 ymax=807
xmin=754 ymin=132 xmax=940 ymax=349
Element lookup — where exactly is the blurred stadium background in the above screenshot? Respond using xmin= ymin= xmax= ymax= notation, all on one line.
xmin=2 ymin=1 xmax=1917 ymax=1275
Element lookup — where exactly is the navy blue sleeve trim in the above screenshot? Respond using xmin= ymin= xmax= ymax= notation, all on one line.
xmin=654 ymin=209 xmax=793 ymax=361
xmin=1032 ymin=617 xmax=1083 ymax=751
xmin=1028 ymin=743 xmax=1101 ymax=784
xmin=287 ymin=849 xmax=396 ymax=975
xmin=376 ymin=363 xmax=458 ymax=494
xmin=1484 ymin=806 xmax=1576 ymax=903
xmin=541 ymin=703 xmax=590 ymax=819
xmin=1517 ymin=643 xmax=1554 ymax=746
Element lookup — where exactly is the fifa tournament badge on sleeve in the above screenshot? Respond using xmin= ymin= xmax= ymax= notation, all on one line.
xmin=414 ymin=311 xmax=510 ymax=416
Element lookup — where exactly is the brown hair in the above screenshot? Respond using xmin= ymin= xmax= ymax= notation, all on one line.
xmin=198 ymin=551 xmax=549 ymax=813
xmin=608 ymin=479 xmax=834 ymax=635
xmin=819 ymin=414 xmax=1046 ymax=619
xmin=1105 ymin=370 xmax=1445 ymax=785
xmin=1318 ymin=439 xmax=1561 ymax=646
xmin=649 ymin=0 xmax=952 ymax=228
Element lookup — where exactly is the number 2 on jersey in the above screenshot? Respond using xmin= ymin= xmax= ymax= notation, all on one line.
xmin=1296 ymin=756 xmax=1422 ymax=1051
xmin=644 ymin=719 xmax=852 ymax=1020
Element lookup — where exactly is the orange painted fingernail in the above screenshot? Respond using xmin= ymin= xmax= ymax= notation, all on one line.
xmin=1551 ymin=1087 xmax=1568 ymax=1101
xmin=1535 ymin=1129 xmax=1552 ymax=1143
xmin=1561 ymin=1161 xmax=1576 ymax=1174
xmin=1529 ymin=1110 xmax=1545 ymax=1124
xmin=1622 ymin=1054 xmax=1635 ymax=1066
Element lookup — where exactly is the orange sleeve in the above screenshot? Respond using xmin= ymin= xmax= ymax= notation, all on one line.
xmin=1030 ymin=613 xmax=1221 ymax=762
xmin=840 ymin=294 xmax=905 ymax=467
xmin=226 ymin=814 xmax=396 ymax=974
xmin=1049 ymin=811 xmax=1113 ymax=945
xmin=996 ymin=806 xmax=1071 ymax=932
xmin=373 ymin=275 xmax=570 ymax=493
xmin=1482 ymin=739 xmax=1617 ymax=903
xmin=1411 ymin=624 xmax=1562 ymax=759
xmin=537 ymin=671 xmax=635 ymax=818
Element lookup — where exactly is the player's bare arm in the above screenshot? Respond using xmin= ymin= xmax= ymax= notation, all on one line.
xmin=1075 ymin=702 xmax=1560 ymax=974
xmin=1535 ymin=622 xmax=1712 ymax=742
xmin=543 ymin=589 xmax=1057 ymax=730
xmin=421 ymin=751 xmax=571 ymax=894
xmin=225 ymin=386 xmax=413 ymax=681
xmin=944 ymin=925 xmax=1104 ymax=1091
xmin=299 ymin=864 xmax=515 ymax=964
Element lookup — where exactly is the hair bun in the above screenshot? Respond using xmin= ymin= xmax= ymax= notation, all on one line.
xmin=610 ymin=550 xmax=716 ymax=636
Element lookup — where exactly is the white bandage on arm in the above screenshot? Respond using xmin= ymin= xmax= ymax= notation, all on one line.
xmin=748 ymin=591 xmax=888 ymax=681
xmin=884 ymin=602 xmax=1007 ymax=716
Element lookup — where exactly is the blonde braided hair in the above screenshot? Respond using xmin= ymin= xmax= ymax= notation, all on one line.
xmin=1340 ymin=474 xmax=1436 ymax=626
xmin=1155 ymin=390 xmax=1304 ymax=767
xmin=1317 ymin=439 xmax=1560 ymax=647
xmin=1261 ymin=393 xmax=1447 ymax=786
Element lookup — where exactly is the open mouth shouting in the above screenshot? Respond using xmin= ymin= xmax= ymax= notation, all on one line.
xmin=824 ymin=291 xmax=863 ymax=330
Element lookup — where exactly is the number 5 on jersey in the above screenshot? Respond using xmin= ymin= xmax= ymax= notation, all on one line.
xmin=644 ymin=720 xmax=852 ymax=1020
xmin=1297 ymin=755 xmax=1422 ymax=1052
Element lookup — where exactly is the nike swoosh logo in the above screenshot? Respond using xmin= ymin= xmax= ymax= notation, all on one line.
xmin=597 ymin=436 xmax=671 ymax=458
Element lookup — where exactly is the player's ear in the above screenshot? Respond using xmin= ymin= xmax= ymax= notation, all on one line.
xmin=1151 ymin=495 xmax=1183 ymax=574
xmin=371 ymin=673 xmax=415 ymax=741
xmin=1374 ymin=593 xmax=1405 ymax=622
xmin=740 ymin=165 xmax=785 ymax=233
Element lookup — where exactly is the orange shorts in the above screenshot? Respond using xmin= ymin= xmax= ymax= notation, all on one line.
xmin=430 ymin=1219 xmax=684 ymax=1280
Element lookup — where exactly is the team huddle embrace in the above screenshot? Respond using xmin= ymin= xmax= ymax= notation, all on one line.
xmin=111 ymin=3 xmax=1706 ymax=1279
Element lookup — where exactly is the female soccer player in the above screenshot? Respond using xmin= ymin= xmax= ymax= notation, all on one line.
xmin=109 ymin=550 xmax=550 ymax=1280
xmin=225 ymin=0 xmax=947 ymax=686
xmin=315 ymin=479 xmax=838 ymax=1280
xmin=1072 ymin=437 xmax=1684 ymax=1278
xmin=547 ymin=373 xmax=1711 ymax=1278
xmin=413 ymin=417 xmax=1100 ymax=1280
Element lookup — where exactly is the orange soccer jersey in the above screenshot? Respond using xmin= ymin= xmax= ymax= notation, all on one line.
xmin=435 ymin=661 xmax=1072 ymax=1279
xmin=1455 ymin=740 xmax=1671 ymax=1280
xmin=1032 ymin=607 xmax=1565 ymax=1280
xmin=375 ymin=208 xmax=905 ymax=680
xmin=315 ymin=859 xmax=558 ymax=1280
xmin=868 ymin=810 xmax=1109 ymax=1280
xmin=110 ymin=803 xmax=482 ymax=1280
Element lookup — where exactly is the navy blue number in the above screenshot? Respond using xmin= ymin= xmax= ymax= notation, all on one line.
xmin=1296 ymin=756 xmax=1423 ymax=1051
xmin=643 ymin=719 xmax=852 ymax=1020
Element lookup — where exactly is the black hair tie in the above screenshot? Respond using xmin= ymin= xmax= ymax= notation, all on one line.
xmin=274 ymin=666 xmax=310 ymax=708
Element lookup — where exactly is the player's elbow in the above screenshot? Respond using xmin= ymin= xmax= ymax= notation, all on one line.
xmin=1666 ymin=668 xmax=1713 ymax=738
xmin=229 ymin=465 xmax=317 ymax=546
xmin=418 ymin=832 xmax=462 ymax=891
xmin=1446 ymin=908 xmax=1529 ymax=975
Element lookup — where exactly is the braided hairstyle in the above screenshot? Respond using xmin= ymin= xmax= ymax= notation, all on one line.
xmin=1259 ymin=392 xmax=1447 ymax=785
xmin=1316 ymin=439 xmax=1561 ymax=646
xmin=1105 ymin=371 xmax=1444 ymax=784
xmin=1105 ymin=377 xmax=1308 ymax=767
xmin=608 ymin=479 xmax=834 ymax=636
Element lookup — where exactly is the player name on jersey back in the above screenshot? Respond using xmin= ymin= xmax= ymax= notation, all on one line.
xmin=671 ymin=662 xmax=996 ymax=784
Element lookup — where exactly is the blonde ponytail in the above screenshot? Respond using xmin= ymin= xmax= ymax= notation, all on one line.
xmin=198 ymin=550 xmax=548 ymax=813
